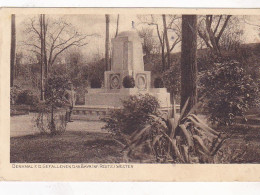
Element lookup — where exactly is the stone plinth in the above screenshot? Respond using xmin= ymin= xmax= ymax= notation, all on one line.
xmin=84 ymin=88 xmax=171 ymax=108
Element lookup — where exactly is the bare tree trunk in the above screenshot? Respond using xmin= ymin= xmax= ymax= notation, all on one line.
xmin=181 ymin=15 xmax=198 ymax=113
xmin=161 ymin=35 xmax=166 ymax=71
xmin=162 ymin=14 xmax=171 ymax=69
xmin=43 ymin=14 xmax=48 ymax=80
xmin=115 ymin=14 xmax=120 ymax=38
xmin=10 ymin=14 xmax=16 ymax=87
xmin=105 ymin=14 xmax=110 ymax=71
xmin=40 ymin=15 xmax=45 ymax=101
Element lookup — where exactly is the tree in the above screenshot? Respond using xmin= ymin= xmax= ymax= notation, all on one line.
xmin=138 ymin=15 xmax=181 ymax=71
xmin=10 ymin=14 xmax=16 ymax=87
xmin=198 ymin=15 xmax=232 ymax=55
xmin=181 ymin=15 xmax=198 ymax=113
xmin=40 ymin=14 xmax=45 ymax=100
xmin=162 ymin=14 xmax=171 ymax=69
xmin=44 ymin=75 xmax=69 ymax=134
xmin=138 ymin=27 xmax=157 ymax=56
xmin=218 ymin=18 xmax=244 ymax=52
xmin=105 ymin=14 xmax=110 ymax=71
xmin=22 ymin=15 xmax=94 ymax=99
xmin=115 ymin=14 xmax=120 ymax=38
xmin=243 ymin=16 xmax=260 ymax=38
xmin=22 ymin=15 xmax=93 ymax=77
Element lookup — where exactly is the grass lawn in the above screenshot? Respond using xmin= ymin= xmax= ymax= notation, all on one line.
xmin=10 ymin=131 xmax=125 ymax=163
xmin=10 ymin=125 xmax=260 ymax=164
xmin=218 ymin=125 xmax=260 ymax=163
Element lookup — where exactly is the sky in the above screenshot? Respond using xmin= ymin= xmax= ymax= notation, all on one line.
xmin=16 ymin=14 xmax=260 ymax=63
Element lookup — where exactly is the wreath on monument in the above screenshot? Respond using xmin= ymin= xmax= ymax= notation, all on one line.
xmin=123 ymin=75 xmax=135 ymax=88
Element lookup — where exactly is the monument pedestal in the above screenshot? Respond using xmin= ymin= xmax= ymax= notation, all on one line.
xmin=72 ymin=30 xmax=172 ymax=121
xmin=72 ymin=88 xmax=172 ymax=121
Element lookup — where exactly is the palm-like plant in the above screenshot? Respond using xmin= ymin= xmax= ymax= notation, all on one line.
xmin=124 ymin=98 xmax=228 ymax=163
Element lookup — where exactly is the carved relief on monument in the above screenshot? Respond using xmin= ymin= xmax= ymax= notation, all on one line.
xmin=136 ymin=73 xmax=147 ymax=90
xmin=110 ymin=73 xmax=121 ymax=89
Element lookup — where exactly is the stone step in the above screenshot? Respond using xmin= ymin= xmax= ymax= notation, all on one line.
xmin=72 ymin=105 xmax=179 ymax=121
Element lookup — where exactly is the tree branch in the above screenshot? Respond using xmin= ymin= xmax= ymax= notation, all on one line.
xmin=50 ymin=37 xmax=89 ymax=66
xmin=22 ymin=42 xmax=41 ymax=50
xmin=216 ymin=15 xmax=232 ymax=43
xmin=198 ymin=29 xmax=212 ymax=49
xmin=214 ymin=15 xmax=222 ymax=35
xmin=30 ymin=18 xmax=41 ymax=38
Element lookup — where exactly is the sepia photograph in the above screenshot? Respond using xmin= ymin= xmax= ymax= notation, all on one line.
xmin=7 ymin=10 xmax=260 ymax=166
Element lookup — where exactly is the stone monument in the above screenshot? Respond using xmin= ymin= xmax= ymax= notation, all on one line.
xmin=72 ymin=30 xmax=171 ymax=120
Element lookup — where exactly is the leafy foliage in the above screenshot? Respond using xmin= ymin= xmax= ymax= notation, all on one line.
xmin=162 ymin=63 xmax=181 ymax=101
xmin=16 ymin=89 xmax=39 ymax=106
xmin=45 ymin=75 xmax=70 ymax=108
xmin=102 ymin=94 xmax=160 ymax=136
xmin=199 ymin=60 xmax=260 ymax=126
xmin=35 ymin=110 xmax=67 ymax=135
xmin=122 ymin=76 xmax=135 ymax=88
xmin=35 ymin=75 xmax=70 ymax=135
xmin=88 ymin=58 xmax=106 ymax=86
xmin=10 ymin=85 xmax=22 ymax=105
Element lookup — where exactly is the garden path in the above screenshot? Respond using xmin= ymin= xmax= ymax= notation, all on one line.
xmin=10 ymin=113 xmax=106 ymax=137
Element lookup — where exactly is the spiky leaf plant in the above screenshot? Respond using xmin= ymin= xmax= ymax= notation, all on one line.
xmin=124 ymin=98 xmax=228 ymax=163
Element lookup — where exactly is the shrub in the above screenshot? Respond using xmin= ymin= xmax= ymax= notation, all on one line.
xmin=102 ymin=94 xmax=160 ymax=136
xmin=154 ymin=77 xmax=164 ymax=88
xmin=35 ymin=75 xmax=69 ymax=135
xmin=199 ymin=60 xmax=260 ymax=126
xmin=122 ymin=75 xmax=135 ymax=88
xmin=16 ymin=89 xmax=39 ymax=106
xmin=90 ymin=78 xmax=102 ymax=88
xmin=162 ymin=64 xmax=181 ymax=102
xmin=10 ymin=85 xmax=21 ymax=105
xmin=34 ymin=108 xmax=67 ymax=135
xmin=88 ymin=58 xmax=106 ymax=86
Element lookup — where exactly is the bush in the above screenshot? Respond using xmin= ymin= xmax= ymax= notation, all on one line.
xmin=102 ymin=94 xmax=160 ymax=136
xmin=199 ymin=60 xmax=260 ymax=126
xmin=88 ymin=58 xmax=106 ymax=86
xmin=16 ymin=89 xmax=39 ymax=106
xmin=10 ymin=85 xmax=21 ymax=105
xmin=123 ymin=75 xmax=135 ymax=88
xmin=154 ymin=77 xmax=164 ymax=88
xmin=162 ymin=64 xmax=181 ymax=102
xmin=34 ymin=109 xmax=67 ymax=135
xmin=90 ymin=78 xmax=102 ymax=88
xmin=36 ymin=75 xmax=70 ymax=135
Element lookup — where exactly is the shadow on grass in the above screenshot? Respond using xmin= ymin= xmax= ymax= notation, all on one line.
xmin=10 ymin=125 xmax=260 ymax=164
xmin=10 ymin=130 xmax=124 ymax=163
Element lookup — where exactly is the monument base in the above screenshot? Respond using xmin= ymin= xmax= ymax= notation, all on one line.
xmin=84 ymin=88 xmax=171 ymax=108
xmin=71 ymin=88 xmax=173 ymax=121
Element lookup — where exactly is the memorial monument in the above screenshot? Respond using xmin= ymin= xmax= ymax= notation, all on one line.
xmin=72 ymin=30 xmax=171 ymax=120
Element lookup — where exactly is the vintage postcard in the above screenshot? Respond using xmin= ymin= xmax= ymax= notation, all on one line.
xmin=0 ymin=8 xmax=260 ymax=181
